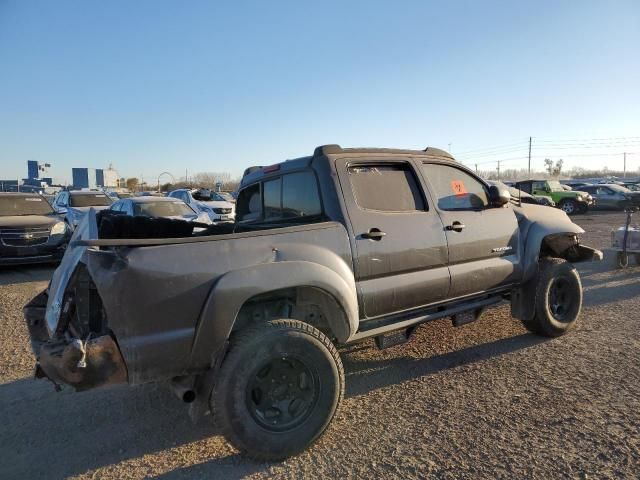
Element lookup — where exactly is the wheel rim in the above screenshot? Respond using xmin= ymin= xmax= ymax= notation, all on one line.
xmin=549 ymin=277 xmax=573 ymax=321
xmin=246 ymin=356 xmax=319 ymax=432
xmin=561 ymin=202 xmax=575 ymax=214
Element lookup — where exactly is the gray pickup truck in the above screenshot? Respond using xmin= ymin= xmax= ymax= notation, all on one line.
xmin=24 ymin=145 xmax=601 ymax=460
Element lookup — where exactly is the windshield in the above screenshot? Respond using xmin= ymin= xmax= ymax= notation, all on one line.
xmin=217 ymin=192 xmax=234 ymax=202
xmin=547 ymin=180 xmax=564 ymax=191
xmin=608 ymin=184 xmax=631 ymax=193
xmin=0 ymin=196 xmax=54 ymax=216
xmin=133 ymin=201 xmax=196 ymax=217
xmin=69 ymin=193 xmax=113 ymax=207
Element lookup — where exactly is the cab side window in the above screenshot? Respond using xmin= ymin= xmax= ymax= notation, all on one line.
xmin=348 ymin=164 xmax=426 ymax=212
xmin=422 ymin=163 xmax=488 ymax=211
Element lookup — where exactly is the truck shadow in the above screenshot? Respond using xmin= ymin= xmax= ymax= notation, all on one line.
xmin=0 ymin=332 xmax=547 ymax=479
xmin=342 ymin=333 xmax=548 ymax=398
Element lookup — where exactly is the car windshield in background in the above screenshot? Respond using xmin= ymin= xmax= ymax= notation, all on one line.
xmin=69 ymin=193 xmax=113 ymax=207
xmin=608 ymin=184 xmax=632 ymax=193
xmin=0 ymin=196 xmax=54 ymax=216
xmin=192 ymin=190 xmax=226 ymax=202
xmin=218 ymin=192 xmax=234 ymax=202
xmin=134 ymin=201 xmax=196 ymax=217
xmin=547 ymin=180 xmax=564 ymax=191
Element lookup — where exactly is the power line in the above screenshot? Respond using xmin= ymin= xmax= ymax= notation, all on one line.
xmin=453 ymin=141 xmax=529 ymax=156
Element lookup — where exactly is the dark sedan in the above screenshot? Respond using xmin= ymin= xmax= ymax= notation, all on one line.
xmin=579 ymin=184 xmax=640 ymax=210
xmin=0 ymin=193 xmax=71 ymax=265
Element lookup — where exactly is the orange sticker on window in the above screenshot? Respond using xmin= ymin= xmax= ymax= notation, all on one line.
xmin=451 ymin=180 xmax=467 ymax=196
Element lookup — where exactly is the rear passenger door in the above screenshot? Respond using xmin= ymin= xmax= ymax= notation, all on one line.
xmin=420 ymin=162 xmax=521 ymax=298
xmin=337 ymin=159 xmax=450 ymax=319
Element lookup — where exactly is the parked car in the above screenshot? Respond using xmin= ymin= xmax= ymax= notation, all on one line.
xmin=563 ymin=181 xmax=593 ymax=190
xmin=25 ymin=144 xmax=601 ymax=460
xmin=514 ymin=179 xmax=593 ymax=215
xmin=52 ymin=190 xmax=114 ymax=230
xmin=109 ymin=196 xmax=212 ymax=230
xmin=0 ymin=193 xmax=70 ymax=265
xmin=487 ymin=181 xmax=555 ymax=207
xmin=579 ymin=184 xmax=640 ymax=210
xmin=167 ymin=188 xmax=235 ymax=222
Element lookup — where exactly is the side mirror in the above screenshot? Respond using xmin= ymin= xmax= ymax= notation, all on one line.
xmin=488 ymin=185 xmax=511 ymax=207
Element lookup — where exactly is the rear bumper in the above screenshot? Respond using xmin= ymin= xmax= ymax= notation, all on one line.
xmin=24 ymin=290 xmax=128 ymax=391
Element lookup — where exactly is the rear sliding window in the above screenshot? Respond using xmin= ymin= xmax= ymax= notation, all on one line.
xmin=237 ymin=171 xmax=322 ymax=223
xmin=348 ymin=164 xmax=426 ymax=212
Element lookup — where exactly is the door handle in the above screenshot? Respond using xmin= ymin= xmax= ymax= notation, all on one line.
xmin=361 ymin=228 xmax=386 ymax=240
xmin=446 ymin=221 xmax=465 ymax=232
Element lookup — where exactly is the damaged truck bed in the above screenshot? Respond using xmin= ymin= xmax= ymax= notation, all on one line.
xmin=24 ymin=144 xmax=601 ymax=460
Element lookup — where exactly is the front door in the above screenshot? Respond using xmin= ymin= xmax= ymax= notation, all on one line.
xmin=420 ymin=162 xmax=521 ymax=298
xmin=336 ymin=158 xmax=450 ymax=319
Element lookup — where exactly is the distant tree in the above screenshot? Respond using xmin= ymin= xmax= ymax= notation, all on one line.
xmin=125 ymin=177 xmax=139 ymax=191
xmin=191 ymin=172 xmax=232 ymax=189
xmin=544 ymin=159 xmax=564 ymax=177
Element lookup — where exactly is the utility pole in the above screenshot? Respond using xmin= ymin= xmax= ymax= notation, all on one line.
xmin=528 ymin=136 xmax=532 ymax=178
xmin=448 ymin=142 xmax=452 ymax=152
xmin=497 ymin=160 xmax=501 ymax=180
xmin=475 ymin=163 xmax=478 ymax=174
xmin=623 ymin=152 xmax=627 ymax=178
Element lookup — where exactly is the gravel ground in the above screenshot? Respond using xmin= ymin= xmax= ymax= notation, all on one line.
xmin=1 ymin=211 xmax=639 ymax=479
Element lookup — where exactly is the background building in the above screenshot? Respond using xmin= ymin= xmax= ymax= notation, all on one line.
xmin=103 ymin=165 xmax=119 ymax=188
xmin=72 ymin=167 xmax=104 ymax=189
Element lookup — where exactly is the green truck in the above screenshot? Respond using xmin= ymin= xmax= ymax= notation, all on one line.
xmin=515 ymin=180 xmax=594 ymax=215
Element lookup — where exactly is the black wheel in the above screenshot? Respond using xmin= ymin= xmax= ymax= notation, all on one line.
xmin=523 ymin=258 xmax=582 ymax=337
xmin=559 ymin=199 xmax=578 ymax=215
xmin=212 ymin=319 xmax=344 ymax=460
xmin=616 ymin=252 xmax=629 ymax=269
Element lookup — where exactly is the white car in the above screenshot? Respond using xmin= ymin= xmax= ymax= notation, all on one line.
xmin=167 ymin=188 xmax=235 ymax=222
xmin=109 ymin=196 xmax=212 ymax=232
xmin=52 ymin=190 xmax=114 ymax=230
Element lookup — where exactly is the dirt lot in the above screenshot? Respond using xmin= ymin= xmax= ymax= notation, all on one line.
xmin=1 ymin=211 xmax=639 ymax=479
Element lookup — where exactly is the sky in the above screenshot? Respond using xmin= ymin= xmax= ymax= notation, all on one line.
xmin=1 ymin=0 xmax=639 ymax=184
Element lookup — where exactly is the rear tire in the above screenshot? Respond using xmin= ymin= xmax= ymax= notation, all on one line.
xmin=523 ymin=258 xmax=582 ymax=337
xmin=212 ymin=319 xmax=344 ymax=460
xmin=559 ymin=199 xmax=578 ymax=215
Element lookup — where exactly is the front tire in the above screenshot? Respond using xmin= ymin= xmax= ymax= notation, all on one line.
xmin=212 ymin=319 xmax=344 ymax=460
xmin=559 ymin=199 xmax=578 ymax=215
xmin=523 ymin=258 xmax=582 ymax=337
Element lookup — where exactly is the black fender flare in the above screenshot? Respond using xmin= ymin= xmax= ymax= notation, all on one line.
xmin=189 ymin=260 xmax=358 ymax=368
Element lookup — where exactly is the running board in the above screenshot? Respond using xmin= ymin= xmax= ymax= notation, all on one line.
xmin=349 ymin=295 xmax=504 ymax=343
